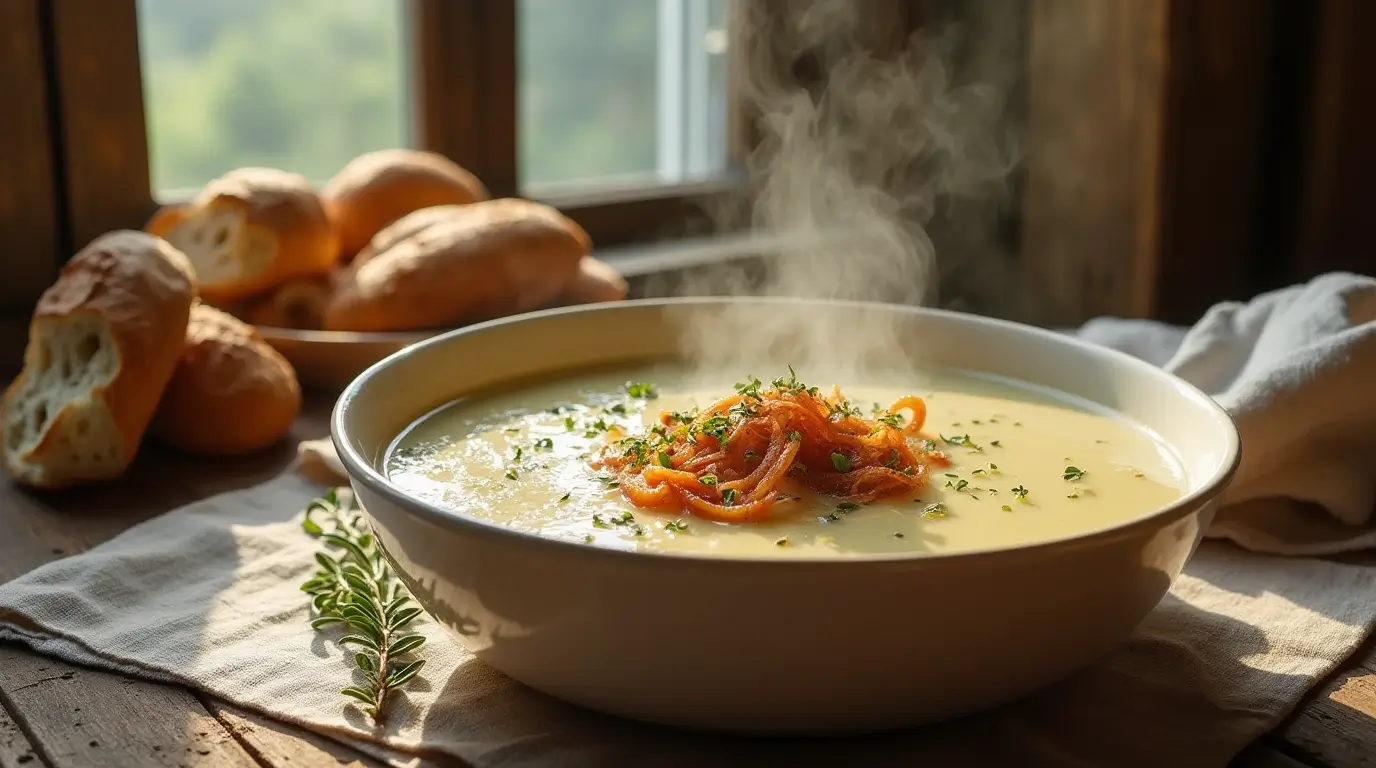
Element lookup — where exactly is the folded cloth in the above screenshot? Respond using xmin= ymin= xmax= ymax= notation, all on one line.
xmin=2 ymin=272 xmax=1375 ymax=768
xmin=1077 ymin=272 xmax=1376 ymax=554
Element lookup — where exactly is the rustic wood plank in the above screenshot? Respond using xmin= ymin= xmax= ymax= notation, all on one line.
xmin=47 ymin=0 xmax=154 ymax=252
xmin=1273 ymin=667 xmax=1376 ymax=768
xmin=1153 ymin=0 xmax=1276 ymax=323
xmin=0 ymin=698 xmax=42 ymax=768
xmin=1291 ymin=0 xmax=1376 ymax=281
xmin=1022 ymin=0 xmax=1277 ymax=325
xmin=202 ymin=699 xmax=391 ymax=768
xmin=1232 ymin=743 xmax=1320 ymax=768
xmin=0 ymin=0 xmax=62 ymax=315
xmin=0 ymin=646 xmax=261 ymax=768
xmin=1020 ymin=0 xmax=1168 ymax=326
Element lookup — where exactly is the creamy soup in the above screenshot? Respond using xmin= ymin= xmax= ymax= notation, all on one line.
xmin=387 ymin=364 xmax=1186 ymax=558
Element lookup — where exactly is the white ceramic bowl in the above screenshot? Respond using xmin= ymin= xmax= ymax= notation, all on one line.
xmin=331 ymin=298 xmax=1240 ymax=734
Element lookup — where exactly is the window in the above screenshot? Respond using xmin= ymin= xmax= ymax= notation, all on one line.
xmin=136 ymin=0 xmax=411 ymax=197
xmin=518 ymin=0 xmax=732 ymax=193
xmin=120 ymin=0 xmax=741 ymax=240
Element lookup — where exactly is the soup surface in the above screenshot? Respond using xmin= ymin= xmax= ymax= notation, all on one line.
xmin=387 ymin=364 xmax=1186 ymax=558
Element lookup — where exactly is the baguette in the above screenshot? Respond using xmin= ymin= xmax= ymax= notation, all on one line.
xmin=553 ymin=256 xmax=629 ymax=305
xmin=242 ymin=272 xmax=337 ymax=330
xmin=150 ymin=304 xmax=301 ymax=456
xmin=323 ymin=199 xmax=589 ymax=332
xmin=323 ymin=149 xmax=489 ymax=260
xmin=2 ymin=231 xmax=197 ymax=488
xmin=146 ymin=167 xmax=338 ymax=304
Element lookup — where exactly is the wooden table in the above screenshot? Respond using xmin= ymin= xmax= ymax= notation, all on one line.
xmin=0 ymin=397 xmax=1372 ymax=768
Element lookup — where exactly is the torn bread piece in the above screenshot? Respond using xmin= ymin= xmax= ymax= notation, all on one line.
xmin=150 ymin=304 xmax=301 ymax=456
xmin=243 ymin=272 xmax=338 ymax=330
xmin=552 ymin=256 xmax=629 ymax=306
xmin=146 ymin=167 xmax=338 ymax=304
xmin=323 ymin=148 xmax=489 ymax=260
xmin=323 ymin=199 xmax=589 ymax=333
xmin=2 ymin=231 xmax=197 ymax=489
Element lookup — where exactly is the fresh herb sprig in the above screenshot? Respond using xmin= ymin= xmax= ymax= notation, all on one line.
xmin=300 ymin=488 xmax=427 ymax=724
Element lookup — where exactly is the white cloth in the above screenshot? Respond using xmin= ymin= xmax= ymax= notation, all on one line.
xmin=1 ymin=272 xmax=1374 ymax=768
xmin=1077 ymin=272 xmax=1376 ymax=554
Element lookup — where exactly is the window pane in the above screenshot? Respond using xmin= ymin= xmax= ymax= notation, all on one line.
xmin=137 ymin=0 xmax=410 ymax=197
xmin=519 ymin=0 xmax=732 ymax=192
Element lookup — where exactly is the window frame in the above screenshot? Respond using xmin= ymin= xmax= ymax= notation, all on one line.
xmin=49 ymin=0 xmax=752 ymax=254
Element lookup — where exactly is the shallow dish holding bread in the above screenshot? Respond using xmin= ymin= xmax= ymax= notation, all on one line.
xmin=331 ymin=297 xmax=1240 ymax=733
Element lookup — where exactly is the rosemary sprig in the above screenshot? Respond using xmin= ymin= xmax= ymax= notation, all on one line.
xmin=299 ymin=488 xmax=427 ymax=724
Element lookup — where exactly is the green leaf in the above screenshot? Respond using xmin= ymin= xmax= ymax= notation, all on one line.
xmin=384 ymin=595 xmax=410 ymax=620
xmin=341 ymin=571 xmax=371 ymax=593
xmin=348 ymin=594 xmax=383 ymax=623
xmin=340 ymin=687 xmax=374 ymax=704
xmin=357 ymin=533 xmax=374 ymax=550
xmin=355 ymin=652 xmax=376 ymax=673
xmin=314 ymin=553 xmax=340 ymax=572
xmin=389 ymin=606 xmax=424 ymax=629
xmin=388 ymin=634 xmax=426 ymax=656
xmin=301 ymin=517 xmax=324 ymax=537
xmin=321 ymin=532 xmax=370 ymax=564
xmin=386 ymin=659 xmax=425 ymax=688
xmin=310 ymin=616 xmax=344 ymax=630
xmin=339 ymin=634 xmax=379 ymax=651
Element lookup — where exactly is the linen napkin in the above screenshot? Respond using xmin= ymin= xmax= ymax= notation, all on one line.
xmin=1 ymin=271 xmax=1374 ymax=768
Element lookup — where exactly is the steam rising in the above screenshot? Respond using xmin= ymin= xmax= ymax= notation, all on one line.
xmin=671 ymin=0 xmax=1019 ymax=385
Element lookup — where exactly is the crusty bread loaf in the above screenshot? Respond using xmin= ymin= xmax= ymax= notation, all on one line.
xmin=150 ymin=304 xmax=301 ymax=456
xmin=243 ymin=272 xmax=337 ymax=330
xmin=146 ymin=167 xmax=338 ymax=304
xmin=323 ymin=199 xmax=590 ymax=332
xmin=323 ymin=149 xmax=489 ymax=260
xmin=2 ymin=231 xmax=197 ymax=488
xmin=554 ymin=256 xmax=628 ymax=305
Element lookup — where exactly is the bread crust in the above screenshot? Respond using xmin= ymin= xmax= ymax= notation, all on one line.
xmin=242 ymin=272 xmax=338 ymax=330
xmin=554 ymin=256 xmax=628 ymax=305
xmin=323 ymin=149 xmax=489 ymax=260
xmin=153 ymin=167 xmax=339 ymax=304
xmin=150 ymin=304 xmax=302 ymax=456
xmin=323 ymin=199 xmax=589 ymax=332
xmin=2 ymin=231 xmax=197 ymax=488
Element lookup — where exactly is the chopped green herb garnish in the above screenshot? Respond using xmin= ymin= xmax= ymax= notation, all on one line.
xmin=836 ymin=502 xmax=860 ymax=512
xmin=592 ymin=514 xmax=610 ymax=528
xmin=564 ymin=416 xmax=576 ymax=431
xmin=657 ymin=451 xmax=672 ymax=469
xmin=941 ymin=433 xmax=981 ymax=451
xmin=830 ymin=452 xmax=852 ymax=472
xmin=583 ymin=534 xmax=594 ymax=543
xmin=558 ymin=492 xmax=571 ymax=502
xmin=893 ymin=532 xmax=905 ymax=539
xmin=921 ymin=502 xmax=948 ymax=519
xmin=884 ymin=449 xmax=900 ymax=468
xmin=721 ymin=488 xmax=738 ymax=506
xmin=734 ymin=376 xmax=764 ymax=400
xmin=698 ymin=474 xmax=718 ymax=486
xmin=512 ymin=447 xmax=523 ymax=461
xmin=1063 ymin=466 xmax=1086 ymax=482
xmin=990 ymin=440 xmax=1002 ymax=447
xmin=877 ymin=412 xmax=905 ymax=429
xmin=775 ymin=536 xmax=790 ymax=547
xmin=534 ymin=437 xmax=554 ymax=450
xmin=609 ymin=403 xmax=628 ymax=415
xmin=504 ymin=468 xmax=519 ymax=480
xmin=1001 ymin=504 xmax=1012 ymax=512
xmin=1011 ymin=485 xmax=1029 ymax=501
xmin=625 ymin=381 xmax=658 ymax=399
xmin=788 ymin=430 xmax=801 ymax=442
xmin=664 ymin=519 xmax=689 ymax=533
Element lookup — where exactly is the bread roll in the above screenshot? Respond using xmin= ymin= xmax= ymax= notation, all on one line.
xmin=243 ymin=272 xmax=336 ymax=330
xmin=146 ymin=167 xmax=338 ymax=304
xmin=323 ymin=199 xmax=589 ymax=332
xmin=2 ymin=231 xmax=197 ymax=488
xmin=150 ymin=304 xmax=301 ymax=456
xmin=323 ymin=149 xmax=489 ymax=260
xmin=554 ymin=257 xmax=628 ymax=305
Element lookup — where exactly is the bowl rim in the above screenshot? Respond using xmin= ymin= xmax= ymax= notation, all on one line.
xmin=332 ymin=297 xmax=1242 ymax=565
